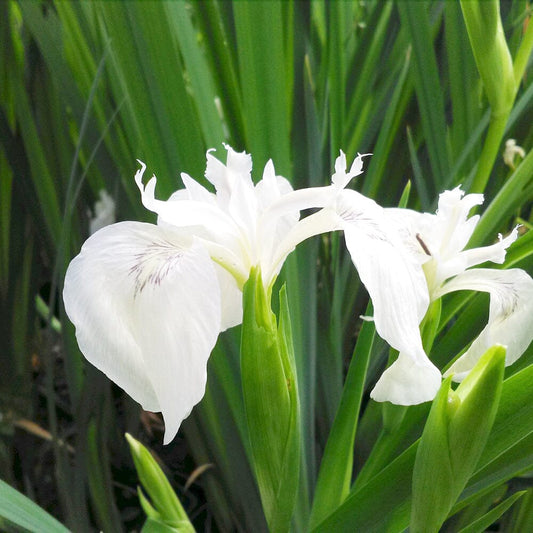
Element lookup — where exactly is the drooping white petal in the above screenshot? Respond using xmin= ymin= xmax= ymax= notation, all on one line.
xmin=339 ymin=189 xmax=442 ymax=403
xmin=383 ymin=207 xmax=431 ymax=265
xmin=339 ymin=190 xmax=430 ymax=351
xmin=440 ymin=268 xmax=533 ymax=380
xmin=64 ymin=223 xmax=160 ymax=412
xmin=63 ymin=221 xmax=222 ymax=444
xmin=370 ymin=352 xmax=442 ymax=405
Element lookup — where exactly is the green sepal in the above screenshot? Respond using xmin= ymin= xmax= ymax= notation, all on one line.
xmin=141 ymin=517 xmax=183 ymax=533
xmin=138 ymin=488 xmax=190 ymax=533
xmin=240 ymin=267 xmax=300 ymax=532
xmin=411 ymin=345 xmax=506 ymax=532
xmin=447 ymin=345 xmax=506 ymax=477
xmin=125 ymin=434 xmax=195 ymax=532
xmin=138 ymin=486 xmax=161 ymax=521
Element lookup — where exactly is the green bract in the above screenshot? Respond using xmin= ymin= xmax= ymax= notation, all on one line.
xmin=126 ymin=434 xmax=194 ymax=532
xmin=412 ymin=345 xmax=506 ymax=532
xmin=240 ymin=268 xmax=300 ymax=532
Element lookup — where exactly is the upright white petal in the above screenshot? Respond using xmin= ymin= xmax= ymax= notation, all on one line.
xmin=135 ymin=162 xmax=238 ymax=238
xmin=331 ymin=151 xmax=369 ymax=189
xmin=206 ymin=145 xmax=258 ymax=243
xmin=205 ymin=144 xmax=253 ymax=201
xmin=440 ymin=268 xmax=533 ymax=380
xmin=63 ymin=221 xmax=222 ymax=444
xmin=432 ymin=187 xmax=483 ymax=258
xmin=385 ymin=194 xmax=518 ymax=290
xmin=255 ymin=160 xmax=300 ymax=279
xmin=180 ymin=172 xmax=217 ymax=204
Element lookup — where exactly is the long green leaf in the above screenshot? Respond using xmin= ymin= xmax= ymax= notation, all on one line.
xmin=0 ymin=479 xmax=70 ymax=533
xmin=233 ymin=1 xmax=291 ymax=174
xmin=309 ymin=304 xmax=375 ymax=528
xmin=397 ymin=0 xmax=449 ymax=193
xmin=313 ymin=360 xmax=533 ymax=531
xmin=458 ymin=490 xmax=525 ymax=533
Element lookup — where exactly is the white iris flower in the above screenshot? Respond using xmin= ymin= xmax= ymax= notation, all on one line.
xmin=374 ymin=187 xmax=533 ymax=405
xmin=63 ymin=145 xmax=427 ymax=443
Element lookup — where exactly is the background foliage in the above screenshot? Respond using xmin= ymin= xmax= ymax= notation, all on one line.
xmin=1 ymin=0 xmax=532 ymax=531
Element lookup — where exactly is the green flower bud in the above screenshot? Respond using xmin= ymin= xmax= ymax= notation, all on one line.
xmin=240 ymin=267 xmax=300 ymax=532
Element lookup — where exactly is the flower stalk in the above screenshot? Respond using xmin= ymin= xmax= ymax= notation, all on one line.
xmin=460 ymin=0 xmax=531 ymax=193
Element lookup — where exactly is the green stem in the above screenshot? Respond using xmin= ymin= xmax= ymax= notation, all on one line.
xmin=513 ymin=10 xmax=533 ymax=86
xmin=470 ymin=113 xmax=509 ymax=193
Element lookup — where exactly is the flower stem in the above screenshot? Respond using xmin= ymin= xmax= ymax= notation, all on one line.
xmin=470 ymin=113 xmax=509 ymax=193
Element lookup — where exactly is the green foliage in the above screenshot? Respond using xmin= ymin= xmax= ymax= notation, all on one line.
xmin=0 ymin=0 xmax=532 ymax=531
xmin=0 ymin=479 xmax=69 ymax=533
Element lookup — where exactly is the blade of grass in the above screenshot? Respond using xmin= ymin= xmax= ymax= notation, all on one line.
xmin=445 ymin=1 xmax=482 ymax=167
xmin=96 ymin=1 xmax=205 ymax=195
xmin=397 ymin=1 xmax=450 ymax=194
xmin=164 ymin=1 xmax=226 ymax=147
xmin=0 ymin=479 xmax=70 ymax=533
xmin=190 ymin=1 xmax=245 ymax=148
xmin=233 ymin=1 xmax=292 ymax=174
xmin=309 ymin=304 xmax=375 ymax=528
xmin=361 ymin=46 xmax=412 ymax=200
xmin=457 ymin=491 xmax=525 ymax=533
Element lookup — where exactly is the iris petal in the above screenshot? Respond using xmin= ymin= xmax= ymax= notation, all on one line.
xmin=63 ymin=221 xmax=222 ymax=443
xmin=370 ymin=352 xmax=442 ymax=405
xmin=440 ymin=268 xmax=533 ymax=380
xmin=340 ymin=190 xmax=430 ymax=356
